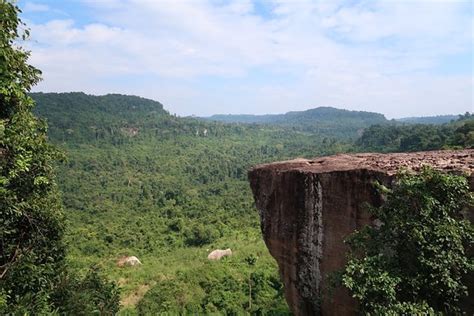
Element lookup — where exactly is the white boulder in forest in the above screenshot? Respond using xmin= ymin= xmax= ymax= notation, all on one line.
xmin=117 ymin=256 xmax=142 ymax=267
xmin=207 ymin=248 xmax=232 ymax=260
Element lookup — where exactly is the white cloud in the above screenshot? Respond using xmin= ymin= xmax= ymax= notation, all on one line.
xmin=25 ymin=0 xmax=473 ymax=117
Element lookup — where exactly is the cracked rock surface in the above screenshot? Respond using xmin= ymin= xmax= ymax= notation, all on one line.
xmin=248 ymin=150 xmax=473 ymax=315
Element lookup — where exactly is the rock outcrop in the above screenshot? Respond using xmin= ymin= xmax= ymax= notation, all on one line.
xmin=117 ymin=256 xmax=142 ymax=267
xmin=248 ymin=150 xmax=473 ymax=315
xmin=207 ymin=248 xmax=233 ymax=260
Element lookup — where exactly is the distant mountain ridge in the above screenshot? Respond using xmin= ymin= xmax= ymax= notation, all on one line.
xmin=395 ymin=115 xmax=460 ymax=124
xmin=32 ymin=92 xmax=168 ymax=121
xmin=203 ymin=106 xmax=388 ymax=137
xmin=32 ymin=92 xmax=465 ymax=142
xmin=204 ymin=106 xmax=387 ymax=124
xmin=31 ymin=93 xmax=386 ymax=139
xmin=31 ymin=92 xmax=171 ymax=143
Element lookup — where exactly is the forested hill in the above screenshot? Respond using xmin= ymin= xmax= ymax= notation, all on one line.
xmin=33 ymin=92 xmax=168 ymax=122
xmin=204 ymin=106 xmax=388 ymax=136
xmin=32 ymin=92 xmax=385 ymax=140
xmin=206 ymin=106 xmax=387 ymax=124
xmin=396 ymin=114 xmax=460 ymax=124
xmin=32 ymin=92 xmax=267 ymax=144
xmin=32 ymin=92 xmax=170 ymax=142
xmin=356 ymin=114 xmax=474 ymax=152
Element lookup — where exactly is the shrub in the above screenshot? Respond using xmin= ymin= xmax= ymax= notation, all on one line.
xmin=342 ymin=167 xmax=473 ymax=314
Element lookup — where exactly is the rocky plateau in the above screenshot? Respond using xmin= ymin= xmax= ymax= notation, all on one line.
xmin=249 ymin=150 xmax=473 ymax=315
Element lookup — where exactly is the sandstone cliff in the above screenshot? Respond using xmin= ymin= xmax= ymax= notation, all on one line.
xmin=248 ymin=150 xmax=473 ymax=315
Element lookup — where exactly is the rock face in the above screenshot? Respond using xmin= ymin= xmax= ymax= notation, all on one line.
xmin=248 ymin=150 xmax=473 ymax=315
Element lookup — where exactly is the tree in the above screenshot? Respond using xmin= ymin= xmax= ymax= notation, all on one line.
xmin=0 ymin=2 xmax=120 ymax=313
xmin=342 ymin=168 xmax=473 ymax=314
xmin=0 ymin=1 xmax=66 ymax=312
xmin=50 ymin=266 xmax=121 ymax=315
xmin=452 ymin=120 xmax=474 ymax=149
xmin=245 ymin=254 xmax=257 ymax=311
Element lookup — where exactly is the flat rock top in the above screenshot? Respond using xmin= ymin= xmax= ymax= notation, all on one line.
xmin=250 ymin=150 xmax=474 ymax=176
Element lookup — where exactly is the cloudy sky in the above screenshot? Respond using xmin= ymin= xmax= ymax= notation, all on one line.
xmin=19 ymin=0 xmax=473 ymax=118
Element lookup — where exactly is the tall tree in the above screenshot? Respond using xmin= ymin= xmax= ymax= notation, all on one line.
xmin=0 ymin=1 xmax=65 ymax=312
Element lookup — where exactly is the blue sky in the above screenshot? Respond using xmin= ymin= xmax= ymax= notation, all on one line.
xmin=19 ymin=0 xmax=473 ymax=118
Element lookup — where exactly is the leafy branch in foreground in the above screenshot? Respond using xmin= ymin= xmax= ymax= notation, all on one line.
xmin=1 ymin=1 xmax=120 ymax=313
xmin=1 ymin=1 xmax=66 ymax=311
xmin=342 ymin=167 xmax=473 ymax=314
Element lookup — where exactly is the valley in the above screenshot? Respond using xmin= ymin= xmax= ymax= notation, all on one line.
xmin=30 ymin=92 xmax=473 ymax=314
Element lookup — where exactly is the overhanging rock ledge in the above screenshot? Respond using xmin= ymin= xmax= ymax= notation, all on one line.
xmin=248 ymin=150 xmax=473 ymax=315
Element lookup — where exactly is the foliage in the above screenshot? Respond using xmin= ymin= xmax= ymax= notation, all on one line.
xmin=184 ymin=223 xmax=221 ymax=246
xmin=396 ymin=114 xmax=460 ymax=125
xmin=51 ymin=266 xmax=121 ymax=316
xmin=0 ymin=2 xmax=120 ymax=314
xmin=137 ymin=256 xmax=289 ymax=315
xmin=452 ymin=118 xmax=474 ymax=148
xmin=356 ymin=114 xmax=473 ymax=152
xmin=342 ymin=168 xmax=474 ymax=314
xmin=0 ymin=1 xmax=65 ymax=312
xmin=206 ymin=106 xmax=387 ymax=139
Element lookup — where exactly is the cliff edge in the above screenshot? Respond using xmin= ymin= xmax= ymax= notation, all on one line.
xmin=248 ymin=150 xmax=473 ymax=315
